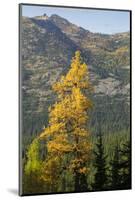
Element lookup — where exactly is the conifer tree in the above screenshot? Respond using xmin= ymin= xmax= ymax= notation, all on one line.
xmin=39 ymin=51 xmax=93 ymax=192
xmin=109 ymin=141 xmax=131 ymax=190
xmin=110 ymin=144 xmax=121 ymax=189
xmin=92 ymin=131 xmax=108 ymax=191
xmin=119 ymin=141 xmax=131 ymax=189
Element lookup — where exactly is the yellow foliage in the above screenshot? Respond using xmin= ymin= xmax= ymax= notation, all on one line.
xmin=39 ymin=50 xmax=93 ymax=183
xmin=47 ymin=134 xmax=72 ymax=154
xmin=79 ymin=167 xmax=87 ymax=174
xmin=41 ymin=157 xmax=61 ymax=186
xmin=52 ymin=50 xmax=93 ymax=96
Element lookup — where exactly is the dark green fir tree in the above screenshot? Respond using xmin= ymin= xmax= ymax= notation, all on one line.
xmin=110 ymin=141 xmax=131 ymax=190
xmin=110 ymin=144 xmax=121 ymax=189
xmin=92 ymin=130 xmax=108 ymax=191
xmin=119 ymin=141 xmax=131 ymax=189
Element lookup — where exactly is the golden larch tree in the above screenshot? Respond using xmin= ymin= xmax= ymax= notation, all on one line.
xmin=39 ymin=50 xmax=93 ymax=192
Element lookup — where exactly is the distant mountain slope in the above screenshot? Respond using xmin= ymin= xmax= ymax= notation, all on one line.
xmin=50 ymin=14 xmax=130 ymax=53
xmin=21 ymin=14 xmax=130 ymax=140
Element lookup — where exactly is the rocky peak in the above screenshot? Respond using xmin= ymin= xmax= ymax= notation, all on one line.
xmin=50 ymin=14 xmax=70 ymax=25
xmin=34 ymin=13 xmax=49 ymax=20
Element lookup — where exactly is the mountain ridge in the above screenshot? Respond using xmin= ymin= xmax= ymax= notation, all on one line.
xmin=21 ymin=14 xmax=130 ymax=141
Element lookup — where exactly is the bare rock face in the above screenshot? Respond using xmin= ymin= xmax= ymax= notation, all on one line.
xmin=95 ymin=78 xmax=120 ymax=95
xmin=35 ymin=14 xmax=49 ymax=20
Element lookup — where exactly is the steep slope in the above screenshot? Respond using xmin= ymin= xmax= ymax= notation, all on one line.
xmin=21 ymin=14 xmax=130 ymax=143
xmin=21 ymin=16 xmax=92 ymax=137
xmin=50 ymin=15 xmax=130 ymax=71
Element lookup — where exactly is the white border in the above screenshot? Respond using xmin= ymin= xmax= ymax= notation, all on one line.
xmin=0 ymin=0 xmax=134 ymax=199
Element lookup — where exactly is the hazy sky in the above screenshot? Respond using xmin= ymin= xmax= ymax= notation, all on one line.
xmin=22 ymin=5 xmax=130 ymax=34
